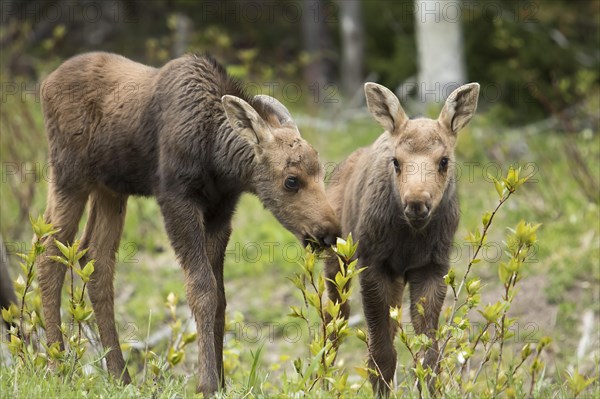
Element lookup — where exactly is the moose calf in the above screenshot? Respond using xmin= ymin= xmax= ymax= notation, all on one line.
xmin=325 ymin=82 xmax=480 ymax=395
xmin=37 ymin=52 xmax=339 ymax=396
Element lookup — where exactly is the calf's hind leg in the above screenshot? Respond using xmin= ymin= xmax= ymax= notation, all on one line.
xmin=206 ymin=225 xmax=232 ymax=389
xmin=38 ymin=185 xmax=88 ymax=351
xmin=79 ymin=188 xmax=130 ymax=383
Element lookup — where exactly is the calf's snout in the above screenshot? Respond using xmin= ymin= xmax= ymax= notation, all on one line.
xmin=404 ymin=200 xmax=431 ymax=219
xmin=304 ymin=217 xmax=340 ymax=249
xmin=403 ymin=191 xmax=432 ymax=221
xmin=320 ymin=218 xmax=341 ymax=247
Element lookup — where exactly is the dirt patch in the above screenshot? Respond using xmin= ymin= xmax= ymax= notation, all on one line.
xmin=477 ymin=274 xmax=558 ymax=332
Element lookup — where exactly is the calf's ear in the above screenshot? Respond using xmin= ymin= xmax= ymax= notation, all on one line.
xmin=438 ymin=83 xmax=480 ymax=134
xmin=364 ymin=82 xmax=408 ymax=135
xmin=222 ymin=95 xmax=273 ymax=146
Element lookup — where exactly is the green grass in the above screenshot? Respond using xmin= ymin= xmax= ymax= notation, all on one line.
xmin=1 ymin=88 xmax=599 ymax=398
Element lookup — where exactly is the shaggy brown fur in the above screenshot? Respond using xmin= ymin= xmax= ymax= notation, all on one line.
xmin=325 ymin=82 xmax=479 ymax=395
xmin=37 ymin=52 xmax=339 ymax=396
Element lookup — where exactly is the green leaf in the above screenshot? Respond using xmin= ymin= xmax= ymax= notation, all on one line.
xmin=288 ymin=305 xmax=304 ymax=319
xmin=498 ymin=262 xmax=511 ymax=284
xmin=514 ymin=220 xmax=542 ymax=246
xmin=72 ymin=304 xmax=93 ymax=322
xmin=492 ymin=176 xmax=505 ymax=198
xmin=48 ymin=255 xmax=69 ymax=266
xmin=13 ymin=275 xmax=26 ymax=297
xmin=416 ymin=301 xmax=425 ymax=317
xmin=466 ymin=278 xmax=481 ymax=295
xmin=326 ymin=300 xmax=340 ymax=319
xmin=356 ymin=328 xmax=367 ymax=343
xmin=478 ymin=302 xmax=507 ymax=323
xmin=334 ymin=272 xmax=348 ymax=290
xmin=54 ymin=240 xmax=70 ymax=261
xmin=182 ymin=332 xmax=197 ymax=345
xmin=166 ymin=292 xmax=178 ymax=307
xmin=80 ymin=260 xmax=95 ymax=282
xmin=305 ymin=292 xmax=320 ymax=309
xmin=444 ymin=268 xmax=456 ymax=288
xmin=317 ymin=273 xmax=325 ymax=294
xmin=354 ymin=366 xmax=373 ymax=380
xmin=565 ymin=369 xmax=597 ymax=397
xmin=536 ymin=336 xmax=552 ymax=352
xmin=167 ymin=347 xmax=184 ymax=366
xmin=482 ymin=211 xmax=492 ymax=226
xmin=46 ymin=341 xmax=65 ymax=361
xmin=7 ymin=334 xmax=23 ymax=355
xmin=30 ymin=214 xmax=59 ymax=240
xmin=1 ymin=307 xmax=13 ymax=324
xmin=389 ymin=306 xmax=401 ymax=322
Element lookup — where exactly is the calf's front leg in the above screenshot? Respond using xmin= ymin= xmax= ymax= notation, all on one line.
xmin=159 ymin=195 xmax=219 ymax=396
xmin=360 ymin=266 xmax=405 ymax=397
xmin=406 ymin=263 xmax=448 ymax=387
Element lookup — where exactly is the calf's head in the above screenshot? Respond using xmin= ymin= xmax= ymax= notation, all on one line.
xmin=365 ymin=82 xmax=480 ymax=230
xmin=222 ymin=94 xmax=339 ymax=248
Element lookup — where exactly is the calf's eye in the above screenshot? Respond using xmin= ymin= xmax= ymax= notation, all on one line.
xmin=439 ymin=157 xmax=449 ymax=172
xmin=392 ymin=158 xmax=401 ymax=173
xmin=284 ymin=176 xmax=300 ymax=192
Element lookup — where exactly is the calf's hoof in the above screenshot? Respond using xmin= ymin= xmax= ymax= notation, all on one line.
xmin=120 ymin=369 xmax=132 ymax=385
xmin=196 ymin=381 xmax=218 ymax=398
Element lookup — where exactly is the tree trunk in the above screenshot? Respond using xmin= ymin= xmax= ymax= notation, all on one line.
xmin=171 ymin=13 xmax=192 ymax=58
xmin=301 ymin=0 xmax=328 ymax=90
xmin=339 ymin=0 xmax=364 ymax=97
xmin=414 ymin=0 xmax=466 ymax=104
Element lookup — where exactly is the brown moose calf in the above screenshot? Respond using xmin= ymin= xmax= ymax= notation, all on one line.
xmin=37 ymin=52 xmax=339 ymax=396
xmin=325 ymin=82 xmax=480 ymax=395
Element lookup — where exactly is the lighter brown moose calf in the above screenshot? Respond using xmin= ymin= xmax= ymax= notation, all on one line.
xmin=325 ymin=82 xmax=480 ymax=395
xmin=37 ymin=52 xmax=340 ymax=396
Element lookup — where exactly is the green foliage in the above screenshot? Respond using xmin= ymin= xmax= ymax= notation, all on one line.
xmin=286 ymin=235 xmax=364 ymax=395
xmin=2 ymin=159 xmax=599 ymax=398
xmin=381 ymin=166 xmax=552 ymax=397
xmin=3 ymin=217 xmax=95 ymax=383
xmin=463 ymin=0 xmax=600 ymax=124
xmin=564 ymin=369 xmax=598 ymax=398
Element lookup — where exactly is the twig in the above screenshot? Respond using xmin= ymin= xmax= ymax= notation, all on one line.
xmin=436 ymin=192 xmax=513 ymax=367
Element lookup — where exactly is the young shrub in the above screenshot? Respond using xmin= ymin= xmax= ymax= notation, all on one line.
xmin=288 ymin=236 xmax=364 ymax=396
xmin=3 ymin=216 xmax=97 ymax=383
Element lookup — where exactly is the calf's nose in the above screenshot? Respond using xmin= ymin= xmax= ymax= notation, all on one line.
xmin=323 ymin=233 xmax=337 ymax=247
xmin=405 ymin=200 xmax=431 ymax=219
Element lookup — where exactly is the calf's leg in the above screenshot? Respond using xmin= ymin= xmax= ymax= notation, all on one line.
xmin=406 ymin=263 xmax=448 ymax=389
xmin=37 ymin=184 xmax=88 ymax=351
xmin=158 ymin=194 xmax=219 ymax=396
xmin=360 ymin=267 xmax=405 ymax=396
xmin=79 ymin=188 xmax=129 ymax=383
xmin=206 ymin=225 xmax=232 ymax=389
xmin=324 ymin=251 xmax=351 ymax=324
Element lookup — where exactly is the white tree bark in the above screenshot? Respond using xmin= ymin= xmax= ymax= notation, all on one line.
xmin=414 ymin=0 xmax=466 ymax=103
xmin=339 ymin=0 xmax=364 ymax=96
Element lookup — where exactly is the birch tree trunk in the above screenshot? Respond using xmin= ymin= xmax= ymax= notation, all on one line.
xmin=339 ymin=0 xmax=364 ymax=97
xmin=414 ymin=0 xmax=466 ymax=103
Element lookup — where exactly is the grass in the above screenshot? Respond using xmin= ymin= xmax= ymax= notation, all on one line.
xmin=1 ymin=83 xmax=599 ymax=397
